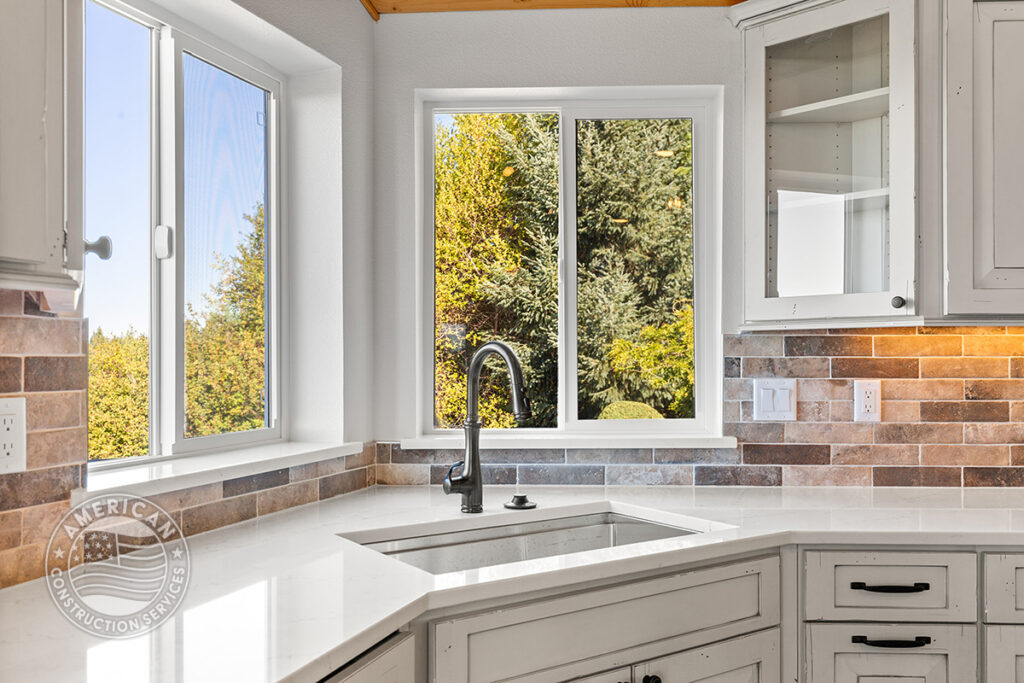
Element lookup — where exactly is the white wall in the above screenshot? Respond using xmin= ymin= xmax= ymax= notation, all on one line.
xmin=371 ymin=8 xmax=744 ymax=439
xmin=230 ymin=0 xmax=377 ymax=443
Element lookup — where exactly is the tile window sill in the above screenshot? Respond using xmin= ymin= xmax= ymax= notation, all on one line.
xmin=399 ymin=434 xmax=738 ymax=450
xmin=75 ymin=441 xmax=364 ymax=503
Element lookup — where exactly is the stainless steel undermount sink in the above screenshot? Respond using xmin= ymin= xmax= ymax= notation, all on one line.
xmin=340 ymin=509 xmax=706 ymax=575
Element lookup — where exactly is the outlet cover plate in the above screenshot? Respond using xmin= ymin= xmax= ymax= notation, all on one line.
xmin=854 ymin=379 xmax=882 ymax=422
xmin=0 ymin=397 xmax=26 ymax=474
xmin=753 ymin=378 xmax=797 ymax=421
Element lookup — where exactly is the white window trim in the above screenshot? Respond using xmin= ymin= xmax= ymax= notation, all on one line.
xmin=86 ymin=0 xmax=284 ymax=465
xmin=409 ymin=86 xmax=734 ymax=450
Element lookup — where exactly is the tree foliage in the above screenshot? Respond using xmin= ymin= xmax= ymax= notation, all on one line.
xmin=432 ymin=113 xmax=696 ymax=426
xmin=88 ymin=328 xmax=150 ymax=459
xmin=88 ymin=205 xmax=267 ymax=458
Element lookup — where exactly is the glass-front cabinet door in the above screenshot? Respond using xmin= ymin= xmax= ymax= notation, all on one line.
xmin=738 ymin=0 xmax=916 ymax=325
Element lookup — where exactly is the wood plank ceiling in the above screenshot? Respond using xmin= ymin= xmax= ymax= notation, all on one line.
xmin=359 ymin=0 xmax=743 ymax=22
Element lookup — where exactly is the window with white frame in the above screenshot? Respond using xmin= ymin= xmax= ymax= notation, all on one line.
xmin=84 ymin=0 xmax=280 ymax=461
xmin=422 ymin=89 xmax=724 ymax=441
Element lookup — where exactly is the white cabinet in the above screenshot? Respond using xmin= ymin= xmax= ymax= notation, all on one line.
xmin=806 ymin=624 xmax=978 ymax=682
xmin=732 ymin=0 xmax=917 ymax=327
xmin=804 ymin=550 xmax=978 ymax=623
xmin=985 ymin=554 xmax=1024 ymax=624
xmin=324 ymin=632 xmax=417 ymax=683
xmin=571 ymin=669 xmax=632 ymax=683
xmin=945 ymin=0 xmax=1024 ymax=316
xmin=987 ymin=626 xmax=1024 ymax=682
xmin=0 ymin=0 xmax=82 ymax=303
xmin=432 ymin=556 xmax=780 ymax=683
xmin=634 ymin=628 xmax=780 ymax=683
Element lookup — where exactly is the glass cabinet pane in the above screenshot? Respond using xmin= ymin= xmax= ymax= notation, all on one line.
xmin=765 ymin=14 xmax=890 ymax=299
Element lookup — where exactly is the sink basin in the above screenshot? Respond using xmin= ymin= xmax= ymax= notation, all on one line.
xmin=343 ymin=511 xmax=701 ymax=575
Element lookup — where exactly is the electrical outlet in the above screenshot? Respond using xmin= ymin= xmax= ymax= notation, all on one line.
xmin=854 ymin=380 xmax=881 ymax=422
xmin=0 ymin=397 xmax=26 ymax=474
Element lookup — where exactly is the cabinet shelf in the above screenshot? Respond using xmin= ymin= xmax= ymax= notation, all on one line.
xmin=768 ymin=187 xmax=890 ymax=214
xmin=767 ymin=87 xmax=890 ymax=124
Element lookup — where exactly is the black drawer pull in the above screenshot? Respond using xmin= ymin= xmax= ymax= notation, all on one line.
xmin=852 ymin=635 xmax=932 ymax=649
xmin=850 ymin=581 xmax=930 ymax=593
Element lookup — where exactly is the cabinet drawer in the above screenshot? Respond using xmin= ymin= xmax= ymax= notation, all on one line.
xmin=805 ymin=550 xmax=977 ymax=622
xmin=986 ymin=554 xmax=1024 ymax=624
xmin=805 ymin=623 xmax=977 ymax=683
xmin=432 ymin=556 xmax=780 ymax=683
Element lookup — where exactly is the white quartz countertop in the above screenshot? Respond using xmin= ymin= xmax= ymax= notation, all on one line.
xmin=6 ymin=484 xmax=1024 ymax=682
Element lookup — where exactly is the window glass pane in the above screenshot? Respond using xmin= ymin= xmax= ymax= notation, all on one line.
xmin=765 ymin=15 xmax=891 ymax=298
xmin=433 ymin=113 xmax=559 ymax=429
xmin=84 ymin=0 xmax=152 ymax=460
xmin=182 ymin=54 xmax=269 ymax=438
xmin=576 ymin=118 xmax=695 ymax=420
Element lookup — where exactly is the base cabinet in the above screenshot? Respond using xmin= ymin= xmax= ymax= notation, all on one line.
xmin=987 ymin=626 xmax=1024 ymax=682
xmin=325 ymin=632 xmax=416 ymax=683
xmin=805 ymin=624 xmax=977 ymax=683
xmin=634 ymin=629 xmax=780 ymax=683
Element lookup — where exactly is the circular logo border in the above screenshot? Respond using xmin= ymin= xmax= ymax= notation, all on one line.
xmin=45 ymin=493 xmax=190 ymax=639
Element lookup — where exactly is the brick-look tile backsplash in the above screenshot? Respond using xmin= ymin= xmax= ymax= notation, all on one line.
xmin=377 ymin=327 xmax=1024 ymax=489
xmin=0 ymin=289 xmax=376 ymax=590
xmin=0 ymin=291 xmax=87 ymax=589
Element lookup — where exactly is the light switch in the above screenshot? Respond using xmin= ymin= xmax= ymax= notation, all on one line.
xmin=774 ymin=388 xmax=791 ymax=411
xmin=753 ymin=378 xmax=797 ymax=421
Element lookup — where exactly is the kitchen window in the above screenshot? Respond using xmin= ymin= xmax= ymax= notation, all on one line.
xmin=417 ymin=88 xmax=727 ymax=446
xmin=84 ymin=0 xmax=280 ymax=462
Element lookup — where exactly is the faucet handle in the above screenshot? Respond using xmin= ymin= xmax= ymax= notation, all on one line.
xmin=442 ymin=461 xmax=465 ymax=495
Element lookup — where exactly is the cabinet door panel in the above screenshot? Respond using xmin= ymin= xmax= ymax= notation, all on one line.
xmin=985 ymin=554 xmax=1024 ymax=624
xmin=571 ymin=668 xmax=631 ymax=683
xmin=945 ymin=0 xmax=1024 ymax=313
xmin=985 ymin=625 xmax=1024 ymax=683
xmin=433 ymin=557 xmax=779 ymax=683
xmin=325 ymin=633 xmax=416 ymax=683
xmin=634 ymin=629 xmax=779 ymax=683
xmin=0 ymin=0 xmax=63 ymax=266
xmin=805 ymin=624 xmax=977 ymax=683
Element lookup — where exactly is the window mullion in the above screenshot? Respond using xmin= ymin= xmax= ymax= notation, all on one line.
xmin=155 ymin=25 xmax=182 ymax=455
xmin=561 ymin=108 xmax=579 ymax=432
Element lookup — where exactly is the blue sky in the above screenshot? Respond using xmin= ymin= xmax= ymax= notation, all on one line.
xmin=84 ymin=0 xmax=266 ymax=336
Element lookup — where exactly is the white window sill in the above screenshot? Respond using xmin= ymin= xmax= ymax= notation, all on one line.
xmin=74 ymin=441 xmax=364 ymax=504
xmin=399 ymin=434 xmax=738 ymax=450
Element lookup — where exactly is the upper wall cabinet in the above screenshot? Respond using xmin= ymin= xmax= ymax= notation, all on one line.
xmin=732 ymin=0 xmax=917 ymax=328
xmin=945 ymin=0 xmax=1024 ymax=316
xmin=0 ymin=0 xmax=82 ymax=308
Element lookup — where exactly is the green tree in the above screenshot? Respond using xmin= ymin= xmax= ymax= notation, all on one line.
xmin=433 ymin=113 xmax=559 ymax=428
xmin=88 ymin=205 xmax=267 ymax=458
xmin=185 ymin=204 xmax=267 ymax=438
xmin=431 ymin=113 xmax=696 ymax=424
xmin=574 ymin=118 xmax=695 ymax=418
xmin=88 ymin=328 xmax=150 ymax=459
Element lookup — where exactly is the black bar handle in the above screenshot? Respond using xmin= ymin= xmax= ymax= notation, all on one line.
xmin=850 ymin=581 xmax=930 ymax=593
xmin=852 ymin=635 xmax=932 ymax=649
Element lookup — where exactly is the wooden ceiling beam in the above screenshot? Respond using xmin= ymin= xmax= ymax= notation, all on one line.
xmin=360 ymin=0 xmax=744 ymax=22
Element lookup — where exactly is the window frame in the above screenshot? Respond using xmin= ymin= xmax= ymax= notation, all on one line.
xmin=415 ymin=87 xmax=726 ymax=445
xmin=86 ymin=0 xmax=284 ymax=465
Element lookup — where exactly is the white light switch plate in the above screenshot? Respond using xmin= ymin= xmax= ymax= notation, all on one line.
xmin=753 ymin=378 xmax=797 ymax=421
xmin=0 ymin=397 xmax=26 ymax=474
xmin=854 ymin=379 xmax=881 ymax=422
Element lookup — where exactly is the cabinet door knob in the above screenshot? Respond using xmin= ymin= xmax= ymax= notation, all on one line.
xmin=891 ymin=295 xmax=906 ymax=309
xmin=84 ymin=236 xmax=112 ymax=260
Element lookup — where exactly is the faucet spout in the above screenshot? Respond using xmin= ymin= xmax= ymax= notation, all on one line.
xmin=444 ymin=341 xmax=531 ymax=513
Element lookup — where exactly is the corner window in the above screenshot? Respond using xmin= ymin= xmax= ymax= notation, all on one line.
xmin=84 ymin=0 xmax=280 ymax=461
xmin=423 ymin=90 xmax=724 ymax=441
